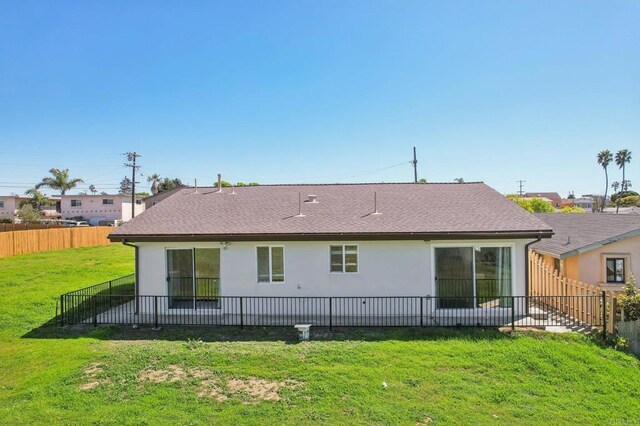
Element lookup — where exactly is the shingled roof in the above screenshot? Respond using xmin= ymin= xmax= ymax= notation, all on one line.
xmin=531 ymin=213 xmax=640 ymax=258
xmin=108 ymin=182 xmax=553 ymax=242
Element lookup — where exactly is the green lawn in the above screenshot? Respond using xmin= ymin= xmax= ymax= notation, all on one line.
xmin=1 ymin=245 xmax=640 ymax=425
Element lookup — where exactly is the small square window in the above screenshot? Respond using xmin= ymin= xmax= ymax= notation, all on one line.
xmin=330 ymin=245 xmax=358 ymax=273
xmin=70 ymin=199 xmax=82 ymax=207
xmin=102 ymin=199 xmax=114 ymax=205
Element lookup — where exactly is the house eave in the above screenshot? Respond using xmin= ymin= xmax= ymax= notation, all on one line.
xmin=109 ymin=230 xmax=553 ymax=243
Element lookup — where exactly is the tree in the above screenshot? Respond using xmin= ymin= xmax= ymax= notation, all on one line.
xmin=453 ymin=178 xmax=464 ymax=183
xmin=89 ymin=184 xmax=97 ymax=195
xmin=417 ymin=178 xmax=427 ymax=184
xmin=21 ymin=188 xmax=53 ymax=210
xmin=596 ymin=150 xmax=613 ymax=212
xmin=119 ymin=176 xmax=133 ymax=195
xmin=507 ymin=195 xmax=556 ymax=213
xmin=16 ymin=204 xmax=43 ymax=223
xmin=157 ymin=177 xmax=183 ymax=192
xmin=618 ymin=195 xmax=640 ymax=207
xmin=615 ymin=149 xmax=632 ymax=191
xmin=36 ymin=168 xmax=84 ymax=195
xmin=147 ymin=173 xmax=161 ymax=195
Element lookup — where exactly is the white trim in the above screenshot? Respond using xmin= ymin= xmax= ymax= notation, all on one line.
xmin=256 ymin=245 xmax=286 ymax=284
xmin=329 ymin=244 xmax=359 ymax=274
xmin=601 ymin=253 xmax=630 ymax=284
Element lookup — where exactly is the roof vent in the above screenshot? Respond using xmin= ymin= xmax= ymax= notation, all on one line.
xmin=305 ymin=194 xmax=318 ymax=204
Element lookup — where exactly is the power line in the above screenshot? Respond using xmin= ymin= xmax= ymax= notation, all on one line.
xmin=516 ymin=180 xmax=526 ymax=196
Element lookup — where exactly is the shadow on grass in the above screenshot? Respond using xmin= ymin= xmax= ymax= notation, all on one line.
xmin=23 ymin=317 xmax=517 ymax=344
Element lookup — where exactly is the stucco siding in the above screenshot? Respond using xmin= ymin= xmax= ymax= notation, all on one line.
xmin=135 ymin=239 xmax=528 ymax=297
xmin=574 ymin=234 xmax=640 ymax=286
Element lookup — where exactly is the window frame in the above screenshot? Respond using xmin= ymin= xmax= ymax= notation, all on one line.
xmin=0 ymin=201 xmax=4 ymax=209
xmin=102 ymin=199 xmax=114 ymax=205
xmin=431 ymin=242 xmax=515 ymax=308
xmin=70 ymin=199 xmax=82 ymax=207
xmin=605 ymin=257 xmax=625 ymax=283
xmin=329 ymin=244 xmax=359 ymax=274
xmin=256 ymin=245 xmax=285 ymax=284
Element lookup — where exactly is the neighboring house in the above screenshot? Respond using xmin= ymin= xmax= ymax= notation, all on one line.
xmin=0 ymin=195 xmax=59 ymax=221
xmin=61 ymin=194 xmax=145 ymax=224
xmin=524 ymin=192 xmax=562 ymax=208
xmin=108 ymin=183 xmax=552 ymax=317
xmin=531 ymin=213 xmax=640 ymax=289
xmin=561 ymin=196 xmax=594 ymax=211
xmin=144 ymin=186 xmax=184 ymax=210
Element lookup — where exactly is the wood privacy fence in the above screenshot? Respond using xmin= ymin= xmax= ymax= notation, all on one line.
xmin=0 ymin=227 xmax=113 ymax=258
xmin=529 ymin=251 xmax=620 ymax=334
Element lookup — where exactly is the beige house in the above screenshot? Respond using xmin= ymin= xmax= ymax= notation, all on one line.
xmin=0 ymin=195 xmax=59 ymax=221
xmin=61 ymin=194 xmax=145 ymax=224
xmin=531 ymin=213 xmax=640 ymax=289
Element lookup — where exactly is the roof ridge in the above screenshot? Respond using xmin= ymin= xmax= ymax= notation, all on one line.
xmin=177 ymin=181 xmax=486 ymax=189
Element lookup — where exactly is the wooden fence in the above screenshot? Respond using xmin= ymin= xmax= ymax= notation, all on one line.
xmin=0 ymin=227 xmax=114 ymax=258
xmin=529 ymin=251 xmax=619 ymax=334
xmin=0 ymin=223 xmax=65 ymax=232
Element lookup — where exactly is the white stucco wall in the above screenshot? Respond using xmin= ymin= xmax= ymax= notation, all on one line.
xmin=0 ymin=197 xmax=18 ymax=219
xmin=61 ymin=195 xmax=145 ymax=222
xmin=133 ymin=239 xmax=528 ymax=317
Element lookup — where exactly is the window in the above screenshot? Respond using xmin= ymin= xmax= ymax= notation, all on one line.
xmin=330 ymin=245 xmax=358 ymax=273
xmin=553 ymin=258 xmax=561 ymax=273
xmin=0 ymin=201 xmax=4 ymax=209
xmin=606 ymin=258 xmax=625 ymax=283
xmin=435 ymin=245 xmax=512 ymax=308
xmin=70 ymin=199 xmax=82 ymax=207
xmin=257 ymin=246 xmax=284 ymax=283
xmin=102 ymin=199 xmax=114 ymax=205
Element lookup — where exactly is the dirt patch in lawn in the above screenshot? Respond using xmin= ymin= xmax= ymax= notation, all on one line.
xmin=136 ymin=365 xmax=302 ymax=403
xmin=79 ymin=363 xmax=111 ymax=391
xmin=138 ymin=365 xmax=188 ymax=383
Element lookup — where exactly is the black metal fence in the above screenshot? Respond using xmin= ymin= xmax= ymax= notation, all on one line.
xmin=60 ymin=274 xmax=135 ymax=325
xmin=60 ymin=288 xmax=608 ymax=334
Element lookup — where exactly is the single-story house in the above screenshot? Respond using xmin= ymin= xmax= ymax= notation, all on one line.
xmin=531 ymin=213 xmax=640 ymax=289
xmin=524 ymin=192 xmax=562 ymax=208
xmin=108 ymin=182 xmax=552 ymax=318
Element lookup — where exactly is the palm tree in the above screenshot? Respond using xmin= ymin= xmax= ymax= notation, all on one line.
xmin=147 ymin=173 xmax=161 ymax=195
xmin=611 ymin=181 xmax=621 ymax=213
xmin=35 ymin=168 xmax=84 ymax=196
xmin=89 ymin=184 xmax=97 ymax=195
xmin=596 ymin=150 xmax=613 ymax=212
xmin=615 ymin=149 xmax=632 ymax=191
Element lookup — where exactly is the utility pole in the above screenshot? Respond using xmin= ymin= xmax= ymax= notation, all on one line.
xmin=516 ymin=180 xmax=526 ymax=196
xmin=412 ymin=147 xmax=418 ymax=183
xmin=124 ymin=152 xmax=142 ymax=220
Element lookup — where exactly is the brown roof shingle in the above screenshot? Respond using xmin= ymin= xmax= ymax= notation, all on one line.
xmin=109 ymin=182 xmax=553 ymax=241
xmin=532 ymin=213 xmax=640 ymax=257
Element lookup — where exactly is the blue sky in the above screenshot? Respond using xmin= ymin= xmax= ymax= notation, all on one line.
xmin=0 ymin=1 xmax=638 ymax=197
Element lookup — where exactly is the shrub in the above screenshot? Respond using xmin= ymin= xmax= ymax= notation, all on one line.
xmin=0 ymin=218 xmax=13 ymax=224
xmin=618 ymin=196 xmax=640 ymax=207
xmin=560 ymin=206 xmax=586 ymax=213
xmin=618 ymin=275 xmax=640 ymax=322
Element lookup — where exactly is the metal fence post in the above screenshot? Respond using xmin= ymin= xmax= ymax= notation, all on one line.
xmin=60 ymin=295 xmax=64 ymax=326
xmin=329 ymin=297 xmax=333 ymax=330
xmin=240 ymin=297 xmax=244 ymax=330
xmin=420 ymin=297 xmax=424 ymax=327
xmin=602 ymin=291 xmax=607 ymax=339
xmin=511 ymin=296 xmax=516 ymax=333
xmin=109 ymin=280 xmax=113 ymax=309
xmin=92 ymin=295 xmax=98 ymax=327
xmin=154 ymin=296 xmax=159 ymax=329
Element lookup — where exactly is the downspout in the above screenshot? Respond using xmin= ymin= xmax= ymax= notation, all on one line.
xmin=524 ymin=236 xmax=542 ymax=316
xmin=122 ymin=240 xmax=139 ymax=315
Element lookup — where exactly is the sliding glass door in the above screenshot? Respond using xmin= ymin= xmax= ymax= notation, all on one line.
xmin=167 ymin=248 xmax=220 ymax=309
xmin=435 ymin=246 xmax=512 ymax=309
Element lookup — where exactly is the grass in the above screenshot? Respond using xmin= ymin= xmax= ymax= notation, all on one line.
xmin=1 ymin=245 xmax=640 ymax=425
